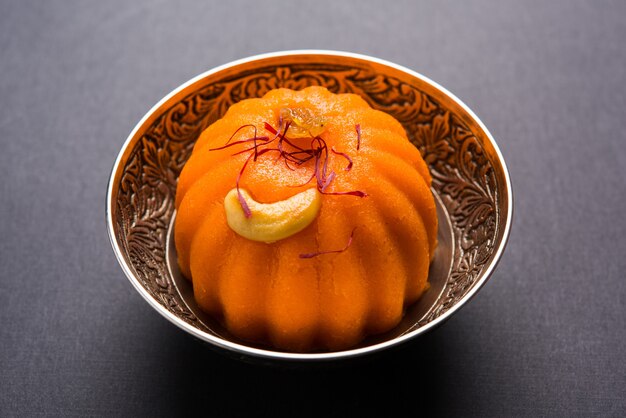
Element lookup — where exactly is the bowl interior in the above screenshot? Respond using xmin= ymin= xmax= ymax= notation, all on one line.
xmin=107 ymin=51 xmax=511 ymax=360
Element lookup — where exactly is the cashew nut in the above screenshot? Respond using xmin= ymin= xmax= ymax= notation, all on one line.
xmin=224 ymin=188 xmax=321 ymax=243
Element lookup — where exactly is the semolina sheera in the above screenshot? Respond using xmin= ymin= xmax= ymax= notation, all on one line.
xmin=174 ymin=86 xmax=437 ymax=352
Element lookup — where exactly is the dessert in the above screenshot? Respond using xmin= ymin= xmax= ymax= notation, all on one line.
xmin=174 ymin=86 xmax=437 ymax=351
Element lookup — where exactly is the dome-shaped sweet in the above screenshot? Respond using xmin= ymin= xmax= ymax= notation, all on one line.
xmin=174 ymin=86 xmax=437 ymax=352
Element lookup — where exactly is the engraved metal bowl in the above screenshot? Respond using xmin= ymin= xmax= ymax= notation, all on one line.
xmin=106 ymin=51 xmax=512 ymax=362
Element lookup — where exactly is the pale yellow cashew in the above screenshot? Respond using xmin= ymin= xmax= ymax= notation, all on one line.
xmin=224 ymin=188 xmax=321 ymax=243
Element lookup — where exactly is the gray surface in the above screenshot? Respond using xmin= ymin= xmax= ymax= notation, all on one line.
xmin=1 ymin=0 xmax=625 ymax=416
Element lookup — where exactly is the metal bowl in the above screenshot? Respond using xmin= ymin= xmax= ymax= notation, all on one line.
xmin=106 ymin=51 xmax=513 ymax=362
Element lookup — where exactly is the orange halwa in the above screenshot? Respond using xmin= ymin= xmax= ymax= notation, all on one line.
xmin=175 ymin=86 xmax=437 ymax=352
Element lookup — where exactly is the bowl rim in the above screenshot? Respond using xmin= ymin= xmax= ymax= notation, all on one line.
xmin=106 ymin=49 xmax=513 ymax=362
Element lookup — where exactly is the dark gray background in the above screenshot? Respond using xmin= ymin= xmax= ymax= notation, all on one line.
xmin=1 ymin=0 xmax=624 ymax=416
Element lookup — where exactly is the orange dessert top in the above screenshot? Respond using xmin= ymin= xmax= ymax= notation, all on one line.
xmin=174 ymin=86 xmax=437 ymax=352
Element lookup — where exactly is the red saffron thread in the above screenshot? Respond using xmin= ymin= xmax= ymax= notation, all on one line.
xmin=299 ymin=228 xmax=356 ymax=259
xmin=236 ymin=154 xmax=253 ymax=218
xmin=264 ymin=122 xmax=278 ymax=135
xmin=331 ymin=147 xmax=353 ymax=171
xmin=209 ymin=136 xmax=270 ymax=152
xmin=355 ymin=124 xmax=361 ymax=150
xmin=212 ymin=118 xmax=367 ymax=218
